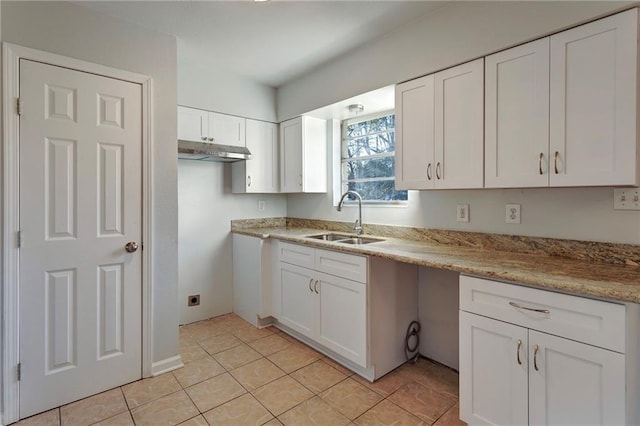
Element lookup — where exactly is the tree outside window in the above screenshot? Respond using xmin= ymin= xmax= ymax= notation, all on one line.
xmin=341 ymin=112 xmax=407 ymax=203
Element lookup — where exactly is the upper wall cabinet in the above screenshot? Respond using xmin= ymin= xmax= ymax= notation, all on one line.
xmin=550 ymin=9 xmax=638 ymax=187
xmin=280 ymin=116 xmax=327 ymax=193
xmin=485 ymin=38 xmax=550 ymax=188
xmin=178 ymin=106 xmax=246 ymax=147
xmin=395 ymin=75 xmax=435 ymax=190
xmin=434 ymin=58 xmax=484 ymax=189
xmin=395 ymin=59 xmax=484 ymax=190
xmin=232 ymin=119 xmax=279 ymax=193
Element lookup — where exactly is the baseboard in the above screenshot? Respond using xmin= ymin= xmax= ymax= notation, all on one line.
xmin=151 ymin=355 xmax=184 ymax=376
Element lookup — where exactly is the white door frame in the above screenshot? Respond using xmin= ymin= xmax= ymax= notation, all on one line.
xmin=2 ymin=43 xmax=154 ymax=424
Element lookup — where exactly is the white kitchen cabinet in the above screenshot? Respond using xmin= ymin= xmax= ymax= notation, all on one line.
xmin=460 ymin=275 xmax=632 ymax=425
xmin=276 ymin=242 xmax=367 ymax=366
xmin=232 ymin=119 xmax=279 ymax=193
xmin=395 ymin=74 xmax=435 ymax=190
xmin=232 ymin=234 xmax=272 ymax=327
xmin=272 ymin=240 xmax=417 ymax=379
xmin=178 ymin=106 xmax=246 ymax=147
xmin=549 ymin=8 xmax=638 ymax=187
xmin=395 ymin=59 xmax=483 ymax=190
xmin=434 ymin=58 xmax=484 ymax=189
xmin=459 ymin=311 xmax=528 ymax=425
xmin=485 ymin=38 xmax=550 ymax=188
xmin=279 ymin=262 xmax=317 ymax=339
xmin=279 ymin=116 xmax=327 ymax=193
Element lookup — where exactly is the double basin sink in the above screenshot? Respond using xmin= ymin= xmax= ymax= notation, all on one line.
xmin=306 ymin=233 xmax=384 ymax=245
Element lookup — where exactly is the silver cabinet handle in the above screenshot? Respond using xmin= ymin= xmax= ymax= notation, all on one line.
xmin=539 ymin=153 xmax=544 ymax=175
xmin=516 ymin=339 xmax=522 ymax=365
xmin=509 ymin=301 xmax=550 ymax=314
xmin=208 ymin=137 xmax=214 ymax=142
xmin=436 ymin=162 xmax=442 ymax=180
xmin=554 ymin=151 xmax=560 ymax=174
xmin=308 ymin=278 xmax=314 ymax=293
xmin=201 ymin=136 xmax=207 ymax=141
xmin=427 ymin=163 xmax=432 ymax=181
xmin=314 ymin=280 xmax=319 ymax=294
xmin=125 ymin=242 xmax=139 ymax=253
xmin=298 ymin=174 xmax=302 ymax=187
xmin=247 ymin=176 xmax=251 ymax=187
xmin=533 ymin=344 xmax=540 ymax=371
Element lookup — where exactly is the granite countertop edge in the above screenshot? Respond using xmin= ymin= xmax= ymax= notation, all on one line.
xmin=232 ymin=226 xmax=640 ymax=305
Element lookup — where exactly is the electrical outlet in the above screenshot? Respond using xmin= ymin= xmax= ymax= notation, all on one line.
xmin=258 ymin=200 xmax=266 ymax=212
xmin=506 ymin=204 xmax=521 ymax=224
xmin=188 ymin=294 xmax=200 ymax=307
xmin=456 ymin=204 xmax=470 ymax=222
xmin=613 ymin=188 xmax=640 ymax=210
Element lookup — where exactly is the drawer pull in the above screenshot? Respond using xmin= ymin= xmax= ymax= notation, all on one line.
xmin=516 ymin=339 xmax=522 ymax=365
xmin=308 ymin=278 xmax=314 ymax=293
xmin=533 ymin=344 xmax=540 ymax=371
xmin=509 ymin=301 xmax=550 ymax=314
xmin=314 ymin=280 xmax=319 ymax=294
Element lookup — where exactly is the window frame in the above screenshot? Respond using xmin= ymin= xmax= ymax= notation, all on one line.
xmin=340 ymin=109 xmax=407 ymax=206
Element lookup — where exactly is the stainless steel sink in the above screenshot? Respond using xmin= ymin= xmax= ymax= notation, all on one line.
xmin=306 ymin=233 xmax=353 ymax=241
xmin=306 ymin=233 xmax=384 ymax=245
xmin=336 ymin=237 xmax=384 ymax=245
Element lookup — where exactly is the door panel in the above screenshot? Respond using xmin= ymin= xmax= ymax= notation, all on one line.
xmin=19 ymin=59 xmax=142 ymax=418
xmin=280 ymin=118 xmax=303 ymax=193
xmin=459 ymin=311 xmax=528 ymax=425
xmin=528 ymin=330 xmax=625 ymax=426
xmin=279 ymin=263 xmax=316 ymax=338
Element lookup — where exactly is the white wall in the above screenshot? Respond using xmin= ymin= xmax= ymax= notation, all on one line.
xmin=178 ymin=161 xmax=285 ymax=324
xmin=284 ymin=1 xmax=640 ymax=245
xmin=179 ymin=58 xmax=277 ymax=122
xmin=177 ymin=39 xmax=286 ymax=324
xmin=1 ymin=1 xmax=179 ymax=363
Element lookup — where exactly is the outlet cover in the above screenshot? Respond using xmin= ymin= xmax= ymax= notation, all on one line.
xmin=506 ymin=204 xmax=521 ymax=224
xmin=258 ymin=200 xmax=266 ymax=212
xmin=456 ymin=204 xmax=470 ymax=222
xmin=614 ymin=188 xmax=640 ymax=210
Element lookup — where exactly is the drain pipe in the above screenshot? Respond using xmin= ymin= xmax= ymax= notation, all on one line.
xmin=404 ymin=320 xmax=421 ymax=363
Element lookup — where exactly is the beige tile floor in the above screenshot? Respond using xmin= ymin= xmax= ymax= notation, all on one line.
xmin=16 ymin=314 xmax=465 ymax=426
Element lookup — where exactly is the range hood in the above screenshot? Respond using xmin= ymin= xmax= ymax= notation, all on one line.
xmin=178 ymin=140 xmax=252 ymax=163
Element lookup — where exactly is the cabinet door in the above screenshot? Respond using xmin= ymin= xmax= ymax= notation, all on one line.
xmin=528 ymin=330 xmax=625 ymax=425
xmin=435 ymin=59 xmax=484 ymax=189
xmin=485 ymin=38 xmax=550 ymax=188
xmin=395 ymin=75 xmax=435 ymax=190
xmin=245 ymin=120 xmax=278 ymax=193
xmin=208 ymin=112 xmax=245 ymax=147
xmin=316 ymin=272 xmax=367 ymax=367
xmin=550 ymin=9 xmax=638 ymax=187
xmin=278 ymin=263 xmax=316 ymax=339
xmin=280 ymin=117 xmax=303 ymax=193
xmin=178 ymin=106 xmax=208 ymax=142
xmin=459 ymin=311 xmax=528 ymax=425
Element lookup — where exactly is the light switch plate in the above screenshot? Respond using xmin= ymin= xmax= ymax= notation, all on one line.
xmin=456 ymin=204 xmax=470 ymax=222
xmin=613 ymin=188 xmax=640 ymax=210
xmin=506 ymin=204 xmax=521 ymax=224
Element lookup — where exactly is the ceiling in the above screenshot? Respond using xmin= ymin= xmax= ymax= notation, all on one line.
xmin=78 ymin=1 xmax=447 ymax=88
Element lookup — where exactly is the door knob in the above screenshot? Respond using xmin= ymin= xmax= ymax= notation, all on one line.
xmin=125 ymin=242 xmax=139 ymax=253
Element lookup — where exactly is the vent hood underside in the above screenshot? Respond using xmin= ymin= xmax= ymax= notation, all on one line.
xmin=178 ymin=140 xmax=252 ymax=163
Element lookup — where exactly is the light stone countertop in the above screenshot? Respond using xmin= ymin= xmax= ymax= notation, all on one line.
xmin=232 ymin=224 xmax=640 ymax=305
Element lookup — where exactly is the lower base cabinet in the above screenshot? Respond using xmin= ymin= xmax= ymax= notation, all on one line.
xmin=273 ymin=240 xmax=417 ymax=381
xmin=459 ymin=275 xmax=634 ymax=425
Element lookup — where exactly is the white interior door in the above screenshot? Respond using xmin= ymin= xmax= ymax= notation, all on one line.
xmin=19 ymin=59 xmax=142 ymax=418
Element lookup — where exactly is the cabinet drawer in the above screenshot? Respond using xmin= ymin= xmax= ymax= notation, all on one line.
xmin=460 ymin=275 xmax=626 ymax=353
xmin=315 ymin=248 xmax=367 ymax=283
xmin=277 ymin=241 xmax=315 ymax=268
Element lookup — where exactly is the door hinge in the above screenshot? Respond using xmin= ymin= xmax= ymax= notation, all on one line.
xmin=16 ymin=98 xmax=22 ymax=116
xmin=17 ymin=363 xmax=21 ymax=381
xmin=16 ymin=231 xmax=22 ymax=248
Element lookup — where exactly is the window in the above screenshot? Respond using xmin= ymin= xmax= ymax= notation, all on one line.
xmin=341 ymin=111 xmax=407 ymax=204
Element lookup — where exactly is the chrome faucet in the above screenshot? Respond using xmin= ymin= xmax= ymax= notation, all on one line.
xmin=337 ymin=190 xmax=363 ymax=235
